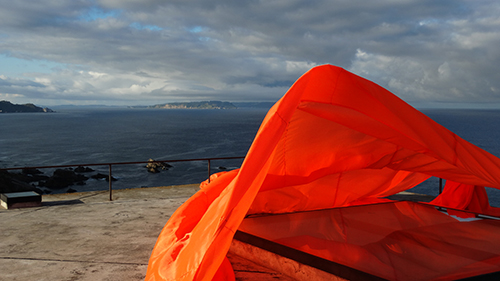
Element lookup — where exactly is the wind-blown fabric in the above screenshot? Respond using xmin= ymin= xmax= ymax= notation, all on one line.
xmin=146 ymin=65 xmax=500 ymax=280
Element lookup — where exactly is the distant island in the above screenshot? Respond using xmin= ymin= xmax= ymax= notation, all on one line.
xmin=232 ymin=102 xmax=276 ymax=109
xmin=129 ymin=101 xmax=277 ymax=110
xmin=0 ymin=100 xmax=54 ymax=113
xmin=130 ymin=101 xmax=237 ymax=109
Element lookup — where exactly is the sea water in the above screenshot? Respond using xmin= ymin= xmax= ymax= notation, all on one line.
xmin=1 ymin=107 xmax=500 ymax=205
xmin=0 ymin=108 xmax=267 ymax=192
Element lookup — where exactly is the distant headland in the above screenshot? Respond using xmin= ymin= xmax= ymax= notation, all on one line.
xmin=130 ymin=101 xmax=237 ymax=109
xmin=129 ymin=101 xmax=276 ymax=110
xmin=0 ymin=100 xmax=54 ymax=113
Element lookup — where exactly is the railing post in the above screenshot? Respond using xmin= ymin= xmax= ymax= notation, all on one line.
xmin=208 ymin=159 xmax=211 ymax=183
xmin=109 ymin=164 xmax=113 ymax=201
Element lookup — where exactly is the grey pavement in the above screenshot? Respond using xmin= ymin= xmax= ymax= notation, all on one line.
xmin=0 ymin=185 xmax=292 ymax=281
xmin=1 ymin=185 xmax=199 ymax=281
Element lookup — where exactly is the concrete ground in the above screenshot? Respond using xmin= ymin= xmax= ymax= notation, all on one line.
xmin=0 ymin=185 xmax=292 ymax=281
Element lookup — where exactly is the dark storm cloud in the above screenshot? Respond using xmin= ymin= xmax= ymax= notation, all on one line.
xmin=0 ymin=0 xmax=499 ymax=106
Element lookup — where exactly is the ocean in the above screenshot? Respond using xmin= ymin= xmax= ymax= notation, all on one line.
xmin=0 ymin=108 xmax=267 ymax=192
xmin=1 ymin=107 xmax=500 ymax=206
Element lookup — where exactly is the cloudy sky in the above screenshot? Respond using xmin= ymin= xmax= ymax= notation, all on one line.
xmin=1 ymin=0 xmax=499 ymax=107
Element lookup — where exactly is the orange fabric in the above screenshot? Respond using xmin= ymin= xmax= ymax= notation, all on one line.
xmin=431 ymin=181 xmax=500 ymax=217
xmin=146 ymin=65 xmax=500 ymax=280
xmin=238 ymin=201 xmax=500 ymax=280
xmin=211 ymin=257 xmax=234 ymax=281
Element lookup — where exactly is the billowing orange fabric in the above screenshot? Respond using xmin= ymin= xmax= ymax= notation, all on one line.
xmin=146 ymin=65 xmax=500 ymax=280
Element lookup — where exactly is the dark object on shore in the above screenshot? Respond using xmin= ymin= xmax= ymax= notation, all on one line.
xmin=1 ymin=167 xmax=116 ymax=194
xmin=74 ymin=166 xmax=95 ymax=173
xmin=146 ymin=159 xmax=172 ymax=173
xmin=39 ymin=169 xmax=89 ymax=189
xmin=22 ymin=168 xmax=43 ymax=175
xmin=0 ymin=170 xmax=42 ymax=194
xmin=1 ymin=191 xmax=42 ymax=209
xmin=17 ymin=169 xmax=50 ymax=182
xmin=91 ymin=173 xmax=117 ymax=182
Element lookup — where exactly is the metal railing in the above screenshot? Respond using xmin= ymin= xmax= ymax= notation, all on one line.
xmin=2 ymin=157 xmax=447 ymax=202
xmin=1 ymin=156 xmax=245 ymax=201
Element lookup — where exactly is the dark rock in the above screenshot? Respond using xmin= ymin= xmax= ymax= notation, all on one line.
xmin=66 ymin=188 xmax=77 ymax=193
xmin=91 ymin=173 xmax=117 ymax=181
xmin=91 ymin=173 xmax=107 ymax=180
xmin=7 ymin=171 xmax=35 ymax=183
xmin=74 ymin=166 xmax=94 ymax=173
xmin=18 ymin=168 xmax=50 ymax=183
xmin=42 ymin=169 xmax=89 ymax=189
xmin=0 ymin=170 xmax=39 ymax=193
xmin=218 ymin=166 xmax=227 ymax=170
xmin=147 ymin=167 xmax=160 ymax=173
xmin=22 ymin=168 xmax=43 ymax=175
xmin=146 ymin=159 xmax=172 ymax=173
xmin=27 ymin=174 xmax=50 ymax=183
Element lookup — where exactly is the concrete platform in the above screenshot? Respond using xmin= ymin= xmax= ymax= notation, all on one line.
xmin=0 ymin=185 xmax=293 ymax=281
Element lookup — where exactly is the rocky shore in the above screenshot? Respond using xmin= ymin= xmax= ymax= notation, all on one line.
xmin=0 ymin=159 xmax=177 ymax=195
xmin=0 ymin=167 xmax=110 ymax=194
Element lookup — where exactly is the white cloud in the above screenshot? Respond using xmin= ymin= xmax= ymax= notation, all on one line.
xmin=0 ymin=0 xmax=499 ymax=106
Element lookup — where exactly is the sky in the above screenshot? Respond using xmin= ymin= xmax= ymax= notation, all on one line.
xmin=0 ymin=0 xmax=500 ymax=107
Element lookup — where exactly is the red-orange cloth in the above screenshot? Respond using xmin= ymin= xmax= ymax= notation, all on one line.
xmin=431 ymin=180 xmax=500 ymax=217
xmin=146 ymin=65 xmax=500 ymax=280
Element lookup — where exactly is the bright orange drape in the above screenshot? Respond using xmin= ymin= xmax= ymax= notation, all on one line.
xmin=146 ymin=65 xmax=500 ymax=280
xmin=238 ymin=201 xmax=500 ymax=280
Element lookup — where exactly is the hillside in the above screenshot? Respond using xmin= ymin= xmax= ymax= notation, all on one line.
xmin=131 ymin=101 xmax=237 ymax=109
xmin=0 ymin=100 xmax=54 ymax=113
